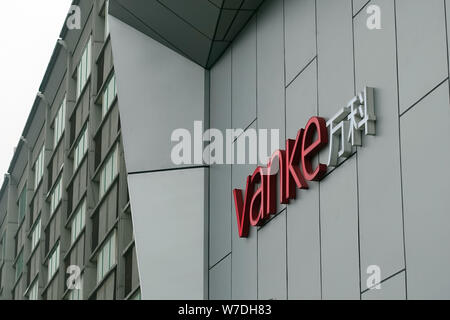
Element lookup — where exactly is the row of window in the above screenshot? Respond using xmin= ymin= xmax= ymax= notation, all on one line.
xmin=6 ymin=3 xmax=122 ymax=299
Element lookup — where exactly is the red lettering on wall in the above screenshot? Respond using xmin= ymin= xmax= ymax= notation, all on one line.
xmin=249 ymin=167 xmax=266 ymax=227
xmin=266 ymin=150 xmax=286 ymax=217
xmin=233 ymin=116 xmax=329 ymax=238
xmin=233 ymin=176 xmax=253 ymax=238
xmin=285 ymin=129 xmax=309 ymax=201
xmin=302 ymin=117 xmax=328 ymax=181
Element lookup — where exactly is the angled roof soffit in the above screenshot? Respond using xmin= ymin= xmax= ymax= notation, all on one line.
xmin=109 ymin=0 xmax=265 ymax=69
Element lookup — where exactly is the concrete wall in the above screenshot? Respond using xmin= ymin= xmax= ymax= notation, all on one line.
xmin=209 ymin=0 xmax=450 ymax=300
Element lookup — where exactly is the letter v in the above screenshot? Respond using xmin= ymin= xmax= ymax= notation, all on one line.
xmin=233 ymin=176 xmax=253 ymax=238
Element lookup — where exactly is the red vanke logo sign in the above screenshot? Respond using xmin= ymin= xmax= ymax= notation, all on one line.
xmin=233 ymin=87 xmax=376 ymax=238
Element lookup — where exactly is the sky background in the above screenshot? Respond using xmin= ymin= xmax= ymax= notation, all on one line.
xmin=0 ymin=0 xmax=72 ymax=184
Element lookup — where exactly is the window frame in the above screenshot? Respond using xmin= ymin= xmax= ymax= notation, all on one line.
xmin=76 ymin=37 xmax=92 ymax=99
xmin=102 ymin=73 xmax=117 ymax=118
xmin=18 ymin=187 xmax=27 ymax=223
xmin=15 ymin=250 xmax=23 ymax=281
xmin=53 ymin=97 xmax=66 ymax=148
xmin=104 ymin=0 xmax=110 ymax=40
xmin=0 ymin=233 xmax=5 ymax=263
xmin=68 ymin=274 xmax=83 ymax=300
xmin=34 ymin=146 xmax=45 ymax=190
xmin=31 ymin=218 xmax=41 ymax=252
xmin=96 ymin=231 xmax=116 ymax=283
xmin=99 ymin=144 xmax=119 ymax=198
xmin=70 ymin=199 xmax=86 ymax=245
xmin=50 ymin=177 xmax=63 ymax=216
xmin=73 ymin=124 xmax=89 ymax=173
xmin=47 ymin=243 xmax=60 ymax=283
xmin=29 ymin=279 xmax=39 ymax=300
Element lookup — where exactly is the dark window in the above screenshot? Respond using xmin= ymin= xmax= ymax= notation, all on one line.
xmin=44 ymin=228 xmax=50 ymax=256
xmin=0 ymin=234 xmax=4 ymax=262
xmin=29 ymin=201 xmax=34 ymax=228
xmin=94 ymin=135 xmax=102 ymax=170
xmin=124 ymin=249 xmax=133 ymax=296
xmin=91 ymin=212 xmax=99 ymax=251
xmin=15 ymin=251 xmax=23 ymax=281
xmin=63 ymin=257 xmax=70 ymax=288
xmin=70 ymin=113 xmax=77 ymax=147
xmin=14 ymin=236 xmax=18 ymax=258
xmin=97 ymin=54 xmax=104 ymax=93
xmin=67 ymin=184 xmax=73 ymax=217
xmin=27 ymin=261 xmax=31 ymax=286
xmin=18 ymin=187 xmax=27 ymax=223
xmin=48 ymin=159 xmax=53 ymax=191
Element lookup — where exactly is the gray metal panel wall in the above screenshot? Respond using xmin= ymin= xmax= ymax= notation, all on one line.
xmin=208 ymin=0 xmax=450 ymax=300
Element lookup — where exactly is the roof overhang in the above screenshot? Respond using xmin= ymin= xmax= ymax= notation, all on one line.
xmin=109 ymin=0 xmax=265 ymax=69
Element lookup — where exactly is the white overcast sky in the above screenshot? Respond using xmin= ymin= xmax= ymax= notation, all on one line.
xmin=0 ymin=0 xmax=72 ymax=183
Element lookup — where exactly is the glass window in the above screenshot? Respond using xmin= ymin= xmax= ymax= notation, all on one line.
xmin=104 ymin=0 xmax=110 ymax=40
xmin=15 ymin=251 xmax=23 ymax=281
xmin=29 ymin=280 xmax=39 ymax=300
xmin=76 ymin=38 xmax=92 ymax=99
xmin=53 ymin=97 xmax=66 ymax=148
xmin=0 ymin=234 xmax=4 ymax=262
xmin=73 ymin=125 xmax=89 ymax=173
xmin=18 ymin=187 xmax=27 ymax=223
xmin=99 ymin=145 xmax=118 ymax=198
xmin=102 ymin=73 xmax=116 ymax=118
xmin=131 ymin=290 xmax=141 ymax=300
xmin=47 ymin=244 xmax=60 ymax=283
xmin=31 ymin=219 xmax=41 ymax=251
xmin=96 ymin=231 xmax=116 ymax=283
xmin=50 ymin=178 xmax=63 ymax=215
xmin=34 ymin=146 xmax=45 ymax=190
xmin=68 ymin=275 xmax=83 ymax=300
xmin=71 ymin=199 xmax=86 ymax=244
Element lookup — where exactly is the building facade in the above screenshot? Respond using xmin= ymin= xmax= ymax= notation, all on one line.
xmin=1 ymin=0 xmax=450 ymax=300
xmin=0 ymin=0 xmax=140 ymax=300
